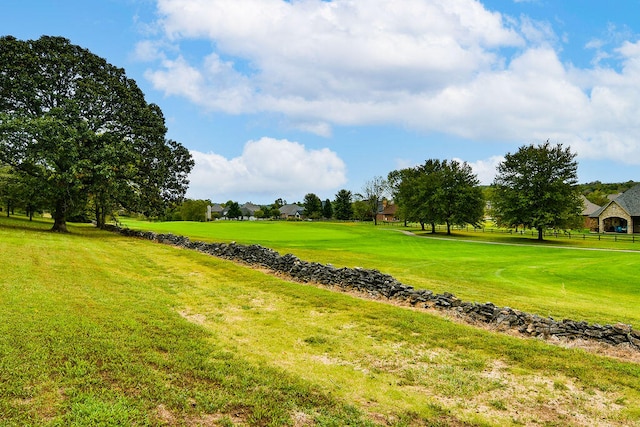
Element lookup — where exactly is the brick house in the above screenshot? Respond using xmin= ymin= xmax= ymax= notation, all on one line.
xmin=375 ymin=200 xmax=398 ymax=222
xmin=590 ymin=184 xmax=640 ymax=233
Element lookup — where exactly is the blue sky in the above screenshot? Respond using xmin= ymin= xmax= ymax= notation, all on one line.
xmin=3 ymin=0 xmax=640 ymax=204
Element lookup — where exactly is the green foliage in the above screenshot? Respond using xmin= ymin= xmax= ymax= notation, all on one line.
xmin=389 ymin=159 xmax=484 ymax=234
xmin=583 ymin=189 xmax=609 ymax=207
xmin=352 ymin=199 xmax=370 ymax=221
xmin=334 ymin=189 xmax=354 ymax=220
xmin=322 ymin=198 xmax=334 ymax=219
xmin=225 ymin=201 xmax=241 ymax=219
xmin=492 ymin=141 xmax=582 ymax=240
xmin=303 ymin=193 xmax=323 ymax=219
xmin=0 ymin=36 xmax=194 ymax=231
xmin=178 ymin=199 xmax=209 ymax=222
xmin=580 ymin=180 xmax=639 ymax=196
xmin=0 ymin=165 xmax=20 ymax=216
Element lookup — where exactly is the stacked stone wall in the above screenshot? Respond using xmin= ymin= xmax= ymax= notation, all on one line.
xmin=107 ymin=225 xmax=640 ymax=351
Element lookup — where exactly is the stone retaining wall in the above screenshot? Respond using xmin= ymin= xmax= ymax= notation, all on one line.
xmin=108 ymin=226 xmax=640 ymax=350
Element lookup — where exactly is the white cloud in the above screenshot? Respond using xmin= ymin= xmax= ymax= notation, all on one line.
xmin=458 ymin=155 xmax=505 ymax=185
xmin=142 ymin=0 xmax=640 ymax=164
xmin=186 ymin=137 xmax=347 ymax=202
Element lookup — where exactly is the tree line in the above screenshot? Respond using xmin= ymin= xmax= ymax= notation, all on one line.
xmin=0 ymin=37 xmax=606 ymax=240
xmin=387 ymin=142 xmax=584 ymax=240
xmin=195 ymin=142 xmax=583 ymax=242
xmin=173 ymin=141 xmax=584 ymax=243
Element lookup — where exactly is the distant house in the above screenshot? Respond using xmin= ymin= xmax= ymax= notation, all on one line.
xmin=590 ymin=184 xmax=640 ymax=233
xmin=376 ymin=201 xmax=398 ymax=222
xmin=580 ymin=196 xmax=601 ymax=231
xmin=279 ymin=203 xmax=304 ymax=220
xmin=240 ymin=202 xmax=261 ymax=220
xmin=208 ymin=203 xmax=225 ymax=220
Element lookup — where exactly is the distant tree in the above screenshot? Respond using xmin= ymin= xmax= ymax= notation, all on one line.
xmin=389 ymin=159 xmax=484 ymax=234
xmin=303 ymin=193 xmax=323 ymax=219
xmin=334 ymin=189 xmax=353 ymax=220
xmin=270 ymin=208 xmax=281 ymax=219
xmin=273 ymin=198 xmax=285 ymax=209
xmin=492 ymin=141 xmax=582 ymax=241
xmin=0 ymin=165 xmax=19 ymax=217
xmin=259 ymin=205 xmax=271 ymax=219
xmin=361 ymin=176 xmax=387 ymax=225
xmin=352 ymin=198 xmax=370 ymax=221
xmin=0 ymin=166 xmax=47 ymax=220
xmin=225 ymin=201 xmax=241 ymax=220
xmin=179 ymin=199 xmax=209 ymax=222
xmin=322 ymin=199 xmax=333 ymax=219
xmin=583 ymin=189 xmax=610 ymax=207
xmin=388 ymin=160 xmax=443 ymax=232
xmin=436 ymin=160 xmax=484 ymax=235
xmin=0 ymin=36 xmax=193 ymax=232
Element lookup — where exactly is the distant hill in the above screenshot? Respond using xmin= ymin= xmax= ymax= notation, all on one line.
xmin=579 ymin=180 xmax=639 ymax=206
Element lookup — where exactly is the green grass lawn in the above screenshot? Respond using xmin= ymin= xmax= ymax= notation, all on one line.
xmin=120 ymin=218 xmax=640 ymax=326
xmin=2 ymin=215 xmax=640 ymax=426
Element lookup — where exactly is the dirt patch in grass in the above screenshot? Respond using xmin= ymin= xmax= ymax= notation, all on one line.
xmin=155 ymin=404 xmax=249 ymax=426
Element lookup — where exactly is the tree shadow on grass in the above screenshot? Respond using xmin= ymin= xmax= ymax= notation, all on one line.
xmin=0 ymin=215 xmax=121 ymax=240
xmin=411 ymin=230 xmax=581 ymax=247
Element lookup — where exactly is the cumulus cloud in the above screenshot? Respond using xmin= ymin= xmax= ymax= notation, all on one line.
xmin=186 ymin=137 xmax=347 ymax=202
xmin=140 ymin=0 xmax=640 ymax=164
xmin=457 ymin=155 xmax=505 ymax=185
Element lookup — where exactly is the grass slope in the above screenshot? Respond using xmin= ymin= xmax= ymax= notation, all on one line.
xmin=2 ymin=216 xmax=640 ymax=426
xmin=120 ymin=219 xmax=640 ymax=326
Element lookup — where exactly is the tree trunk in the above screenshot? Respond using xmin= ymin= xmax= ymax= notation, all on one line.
xmin=431 ymin=222 xmax=436 ymax=234
xmin=95 ymin=203 xmax=102 ymax=228
xmin=51 ymin=201 xmax=68 ymax=233
xmin=537 ymin=227 xmax=544 ymax=241
xmin=446 ymin=221 xmax=452 ymax=235
xmin=420 ymin=221 xmax=425 ymax=231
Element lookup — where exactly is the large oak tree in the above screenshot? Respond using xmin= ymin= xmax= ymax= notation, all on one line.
xmin=491 ymin=141 xmax=582 ymax=241
xmin=0 ymin=36 xmax=193 ymax=232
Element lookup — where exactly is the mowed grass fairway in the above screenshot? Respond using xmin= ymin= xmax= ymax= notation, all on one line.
xmin=121 ymin=218 xmax=640 ymax=326
xmin=1 ymin=217 xmax=640 ymax=426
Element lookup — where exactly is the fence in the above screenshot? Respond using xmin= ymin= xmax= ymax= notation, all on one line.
xmin=398 ymin=223 xmax=640 ymax=244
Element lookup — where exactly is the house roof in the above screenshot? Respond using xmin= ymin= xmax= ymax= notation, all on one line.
xmin=381 ymin=203 xmax=397 ymax=215
xmin=614 ymin=184 xmax=640 ymax=216
xmin=590 ymin=184 xmax=640 ymax=217
xmin=210 ymin=203 xmax=224 ymax=212
xmin=580 ymin=195 xmax=600 ymax=216
xmin=279 ymin=204 xmax=303 ymax=216
xmin=241 ymin=202 xmax=261 ymax=215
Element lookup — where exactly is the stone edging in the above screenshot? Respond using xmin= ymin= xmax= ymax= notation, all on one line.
xmin=107 ymin=225 xmax=640 ymax=351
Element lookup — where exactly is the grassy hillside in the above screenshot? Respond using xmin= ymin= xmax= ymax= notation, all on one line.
xmin=2 ymin=215 xmax=640 ymax=426
xmin=120 ymin=218 xmax=640 ymax=326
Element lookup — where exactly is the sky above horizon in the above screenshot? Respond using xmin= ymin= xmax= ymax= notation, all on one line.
xmin=3 ymin=0 xmax=640 ymax=204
